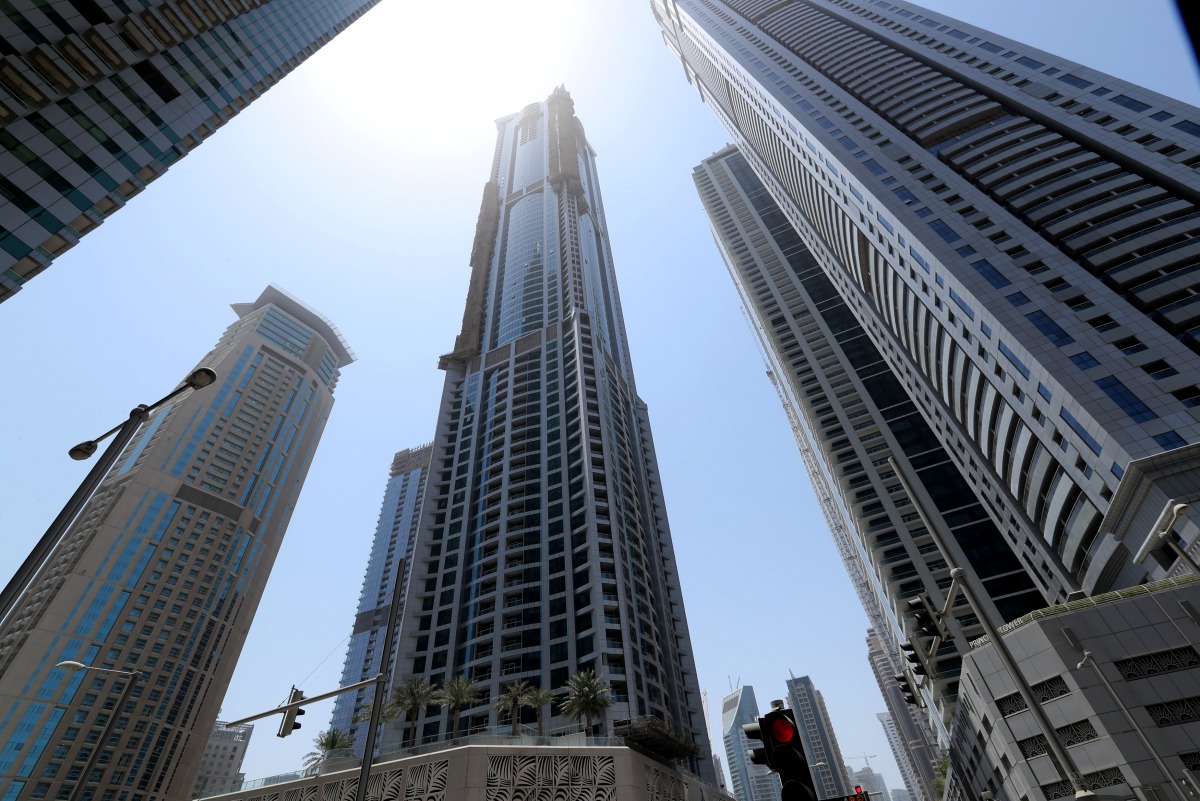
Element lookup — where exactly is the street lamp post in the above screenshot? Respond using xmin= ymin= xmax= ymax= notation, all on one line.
xmin=55 ymin=661 xmax=145 ymax=801
xmin=0 ymin=368 xmax=217 ymax=632
xmin=1133 ymin=501 xmax=1196 ymax=575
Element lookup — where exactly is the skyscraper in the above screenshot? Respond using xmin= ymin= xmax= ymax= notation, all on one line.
xmin=875 ymin=712 xmax=923 ymax=801
xmin=654 ymin=0 xmax=1200 ymax=597
xmin=693 ymin=145 xmax=1045 ymax=724
xmin=190 ymin=721 xmax=253 ymax=798
xmin=390 ymin=88 xmax=714 ymax=781
xmin=720 ymin=686 xmax=780 ymax=801
xmin=329 ymin=445 xmax=432 ymax=753
xmin=0 ymin=284 xmax=353 ymax=801
xmin=865 ymin=631 xmax=935 ymax=801
xmin=785 ymin=674 xmax=852 ymax=800
xmin=0 ymin=0 xmax=378 ymax=302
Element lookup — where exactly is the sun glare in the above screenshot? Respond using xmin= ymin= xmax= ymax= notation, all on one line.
xmin=305 ymin=0 xmax=586 ymax=152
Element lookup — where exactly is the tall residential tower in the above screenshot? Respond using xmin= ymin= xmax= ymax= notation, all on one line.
xmin=720 ymin=686 xmax=780 ymax=801
xmin=0 ymin=0 xmax=378 ymax=301
xmin=390 ymin=88 xmax=714 ymax=780
xmin=0 ymin=284 xmax=353 ymax=801
xmin=785 ymin=675 xmax=852 ymax=800
xmin=656 ymin=0 xmax=1200 ymax=598
xmin=329 ymin=445 xmax=432 ymax=753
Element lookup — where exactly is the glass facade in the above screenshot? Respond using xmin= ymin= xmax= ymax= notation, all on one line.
xmin=0 ymin=285 xmax=352 ymax=801
xmin=328 ymin=445 xmax=431 ymax=754
xmin=0 ymin=0 xmax=380 ymax=301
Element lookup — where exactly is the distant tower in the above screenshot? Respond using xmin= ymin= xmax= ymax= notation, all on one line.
xmin=329 ymin=445 xmax=432 ymax=753
xmin=877 ymin=712 xmax=924 ymax=801
xmin=0 ymin=0 xmax=380 ymax=301
xmin=390 ymin=88 xmax=714 ymax=779
xmin=851 ymin=765 xmax=891 ymax=801
xmin=721 ymin=686 xmax=781 ymax=801
xmin=0 ymin=285 xmax=353 ymax=801
xmin=785 ymin=675 xmax=852 ymax=799
xmin=191 ymin=721 xmax=254 ymax=797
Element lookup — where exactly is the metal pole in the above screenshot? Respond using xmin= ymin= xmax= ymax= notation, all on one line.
xmin=1076 ymin=649 xmax=1187 ymax=801
xmin=887 ymin=457 xmax=1092 ymax=798
xmin=952 ymin=569 xmax=1090 ymax=797
xmin=0 ymin=407 xmax=149 ymax=632
xmin=67 ymin=670 xmax=142 ymax=801
xmin=355 ymin=555 xmax=407 ymax=799
xmin=1 ymin=369 xmax=214 ymax=633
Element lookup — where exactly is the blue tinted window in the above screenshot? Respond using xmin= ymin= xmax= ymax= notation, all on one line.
xmin=928 ymin=218 xmax=961 ymax=243
xmin=1174 ymin=119 xmax=1200 ymax=138
xmin=1070 ymin=352 xmax=1099 ymax=369
xmin=863 ymin=159 xmax=886 ymax=176
xmin=1015 ymin=56 xmax=1044 ymax=69
xmin=1110 ymin=95 xmax=1150 ymax=113
xmin=956 ymin=245 xmax=977 ymax=257
xmin=909 ymin=247 xmax=929 ymax=272
xmin=971 ymin=259 xmax=1010 ymax=288
xmin=893 ymin=186 xmax=919 ymax=205
xmin=979 ymin=41 xmax=1003 ymax=53
xmin=876 ymin=212 xmax=894 ymax=233
xmin=1111 ymin=462 xmax=1125 ymax=479
xmin=1060 ymin=407 xmax=1103 ymax=455
xmin=935 ymin=274 xmax=945 ymax=287
xmin=947 ymin=29 xmax=969 ymax=40
xmin=850 ymin=184 xmax=863 ymax=202
xmin=1090 ymin=87 xmax=1111 ymax=97
xmin=1058 ymin=74 xmax=1093 ymax=89
xmin=1154 ymin=431 xmax=1187 ymax=450
xmin=950 ymin=289 xmax=975 ymax=319
xmin=839 ymin=135 xmax=858 ymax=150
xmin=981 ymin=322 xmax=992 ymax=338
xmin=998 ymin=341 xmax=1031 ymax=378
xmin=1026 ymin=310 xmax=1074 ymax=346
xmin=1007 ymin=292 xmax=1031 ymax=306
xmin=1150 ymin=111 xmax=1173 ymax=122
xmin=1095 ymin=376 xmax=1157 ymax=423
xmin=1037 ymin=383 xmax=1052 ymax=401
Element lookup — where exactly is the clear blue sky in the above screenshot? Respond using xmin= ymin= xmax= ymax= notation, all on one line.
xmin=0 ymin=0 xmax=1196 ymax=790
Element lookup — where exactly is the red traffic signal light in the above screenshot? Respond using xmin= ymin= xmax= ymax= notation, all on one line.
xmin=771 ymin=716 xmax=797 ymax=743
xmin=856 ymin=787 xmax=863 ymax=794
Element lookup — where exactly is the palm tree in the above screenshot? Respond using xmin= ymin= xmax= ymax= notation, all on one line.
xmin=386 ymin=675 xmax=437 ymax=747
xmin=302 ymin=728 xmax=355 ymax=770
xmin=523 ymin=686 xmax=556 ymax=736
xmin=493 ymin=679 xmax=532 ymax=736
xmin=434 ymin=674 xmax=481 ymax=739
xmin=558 ymin=670 xmax=612 ymax=735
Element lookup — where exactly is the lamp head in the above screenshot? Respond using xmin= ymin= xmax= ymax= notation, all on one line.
xmin=186 ymin=368 xmax=217 ymax=389
xmin=68 ymin=441 xmax=98 ymax=461
xmin=55 ymin=661 xmax=87 ymax=671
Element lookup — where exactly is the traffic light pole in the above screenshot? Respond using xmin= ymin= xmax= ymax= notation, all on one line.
xmin=224 ymin=674 xmax=383 ymax=727
xmin=887 ymin=458 xmax=1094 ymax=800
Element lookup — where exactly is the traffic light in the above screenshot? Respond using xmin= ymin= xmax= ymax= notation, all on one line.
xmin=277 ymin=687 xmax=306 ymax=738
xmin=905 ymin=595 xmax=939 ymax=639
xmin=900 ymin=641 xmax=928 ymax=677
xmin=742 ymin=715 xmax=771 ymax=768
xmin=744 ymin=709 xmax=817 ymax=801
xmin=894 ymin=672 xmax=921 ymax=706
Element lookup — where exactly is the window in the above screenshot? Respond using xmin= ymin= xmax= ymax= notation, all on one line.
xmin=1070 ymin=352 xmax=1100 ymax=370
xmin=1110 ymin=94 xmax=1151 ymax=113
xmin=1154 ymin=431 xmax=1187 ymax=450
xmin=998 ymin=341 xmax=1031 ymax=378
xmin=1026 ymin=310 xmax=1074 ymax=346
xmin=971 ymin=259 xmax=1011 ymax=288
xmin=1095 ymin=376 xmax=1157 ymax=423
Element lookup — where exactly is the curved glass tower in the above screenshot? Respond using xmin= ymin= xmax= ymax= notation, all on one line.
xmin=392 ymin=88 xmax=715 ymax=781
